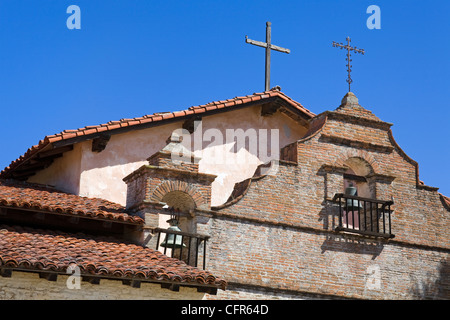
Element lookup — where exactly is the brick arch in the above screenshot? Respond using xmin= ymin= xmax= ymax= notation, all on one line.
xmin=150 ymin=180 xmax=205 ymax=208
xmin=334 ymin=149 xmax=380 ymax=175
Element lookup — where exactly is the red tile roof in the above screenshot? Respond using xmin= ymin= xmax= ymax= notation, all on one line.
xmin=0 ymin=89 xmax=314 ymax=178
xmin=46 ymin=91 xmax=312 ymax=145
xmin=0 ymin=224 xmax=226 ymax=290
xmin=0 ymin=179 xmax=143 ymax=225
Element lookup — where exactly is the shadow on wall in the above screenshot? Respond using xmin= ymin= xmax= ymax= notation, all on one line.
xmin=319 ymin=233 xmax=384 ymax=260
xmin=318 ymin=193 xmax=385 ymax=260
xmin=316 ymin=168 xmax=385 ymax=260
xmin=410 ymin=257 xmax=450 ymax=300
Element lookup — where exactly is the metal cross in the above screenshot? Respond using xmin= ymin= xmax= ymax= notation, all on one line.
xmin=246 ymin=22 xmax=290 ymax=91
xmin=332 ymin=37 xmax=365 ymax=92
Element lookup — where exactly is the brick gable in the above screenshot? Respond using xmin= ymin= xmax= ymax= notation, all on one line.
xmin=201 ymin=92 xmax=449 ymax=299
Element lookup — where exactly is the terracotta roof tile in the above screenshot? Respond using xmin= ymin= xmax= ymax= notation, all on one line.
xmin=148 ymin=118 xmax=160 ymax=124
xmin=96 ymin=126 xmax=109 ymax=133
xmin=127 ymin=120 xmax=140 ymax=126
xmin=83 ymin=128 xmax=97 ymax=135
xmin=0 ymin=224 xmax=226 ymax=289
xmin=1 ymin=90 xmax=314 ymax=178
xmin=172 ymin=111 xmax=186 ymax=117
xmin=107 ymin=124 xmax=121 ymax=131
xmin=0 ymin=179 xmax=143 ymax=225
xmin=205 ymin=105 xmax=217 ymax=111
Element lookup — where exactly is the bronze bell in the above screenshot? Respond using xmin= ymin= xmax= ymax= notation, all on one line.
xmin=160 ymin=218 xmax=186 ymax=248
xmin=345 ymin=186 xmax=363 ymax=211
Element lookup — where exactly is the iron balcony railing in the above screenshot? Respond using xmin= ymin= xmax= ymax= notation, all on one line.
xmin=332 ymin=193 xmax=395 ymax=238
xmin=152 ymin=227 xmax=210 ymax=270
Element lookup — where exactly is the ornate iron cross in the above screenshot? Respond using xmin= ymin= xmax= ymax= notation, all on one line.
xmin=246 ymin=22 xmax=290 ymax=91
xmin=332 ymin=37 xmax=365 ymax=92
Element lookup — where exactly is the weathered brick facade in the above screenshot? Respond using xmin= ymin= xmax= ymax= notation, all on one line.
xmin=198 ymin=92 xmax=449 ymax=299
xmin=128 ymin=92 xmax=449 ymax=299
xmin=3 ymin=90 xmax=447 ymax=300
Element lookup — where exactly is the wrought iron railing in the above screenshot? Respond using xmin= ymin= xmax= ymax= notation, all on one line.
xmin=332 ymin=193 xmax=394 ymax=238
xmin=152 ymin=228 xmax=210 ymax=269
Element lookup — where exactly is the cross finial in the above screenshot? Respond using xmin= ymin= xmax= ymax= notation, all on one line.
xmin=246 ymin=22 xmax=290 ymax=91
xmin=332 ymin=37 xmax=365 ymax=92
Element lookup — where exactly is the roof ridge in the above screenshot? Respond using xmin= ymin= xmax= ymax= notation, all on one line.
xmin=1 ymin=91 xmax=314 ymax=178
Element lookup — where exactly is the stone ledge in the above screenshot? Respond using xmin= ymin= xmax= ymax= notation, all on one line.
xmin=320 ymin=134 xmax=394 ymax=153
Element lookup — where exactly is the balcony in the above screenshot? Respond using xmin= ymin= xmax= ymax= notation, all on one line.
xmin=332 ymin=193 xmax=394 ymax=238
xmin=152 ymin=227 xmax=209 ymax=269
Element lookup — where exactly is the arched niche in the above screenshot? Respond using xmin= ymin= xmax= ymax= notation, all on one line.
xmin=343 ymin=157 xmax=375 ymax=199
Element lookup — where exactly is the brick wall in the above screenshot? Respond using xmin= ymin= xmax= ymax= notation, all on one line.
xmin=124 ymin=165 xmax=215 ymax=213
xmin=204 ymin=216 xmax=448 ymax=299
xmin=202 ymin=96 xmax=449 ymax=299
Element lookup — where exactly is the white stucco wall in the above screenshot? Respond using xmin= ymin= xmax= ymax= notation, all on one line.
xmin=28 ymin=142 xmax=83 ymax=195
xmin=28 ymin=106 xmax=308 ymax=206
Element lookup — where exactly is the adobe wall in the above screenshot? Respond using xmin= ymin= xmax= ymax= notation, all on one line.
xmin=0 ymin=271 xmax=204 ymax=300
xmin=28 ymin=105 xmax=307 ymax=207
xmin=28 ymin=142 xmax=83 ymax=195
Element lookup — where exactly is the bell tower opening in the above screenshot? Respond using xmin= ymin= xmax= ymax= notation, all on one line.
xmin=156 ymin=190 xmax=203 ymax=265
xmin=162 ymin=190 xmax=196 ymax=213
xmin=342 ymin=157 xmax=375 ymax=229
xmin=160 ymin=190 xmax=196 ymax=233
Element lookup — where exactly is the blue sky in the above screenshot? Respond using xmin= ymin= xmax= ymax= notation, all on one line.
xmin=0 ymin=0 xmax=448 ymax=196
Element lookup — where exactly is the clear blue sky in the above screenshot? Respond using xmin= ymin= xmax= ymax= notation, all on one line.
xmin=0 ymin=0 xmax=448 ymax=196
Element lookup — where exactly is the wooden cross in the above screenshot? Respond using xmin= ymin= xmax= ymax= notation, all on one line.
xmin=332 ymin=37 xmax=365 ymax=92
xmin=246 ymin=22 xmax=290 ymax=91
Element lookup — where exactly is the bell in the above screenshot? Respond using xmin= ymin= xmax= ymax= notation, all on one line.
xmin=160 ymin=218 xmax=186 ymax=248
xmin=345 ymin=186 xmax=363 ymax=211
